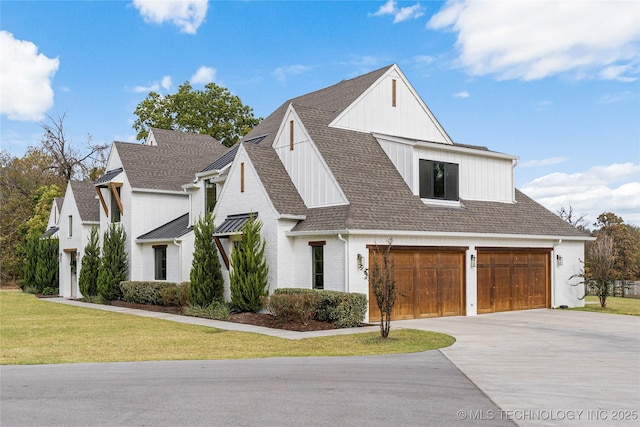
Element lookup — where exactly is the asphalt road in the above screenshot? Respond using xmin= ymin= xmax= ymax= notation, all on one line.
xmin=1 ymin=351 xmax=514 ymax=427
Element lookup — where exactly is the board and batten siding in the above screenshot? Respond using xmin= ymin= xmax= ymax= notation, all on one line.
xmin=330 ymin=69 xmax=449 ymax=144
xmin=273 ymin=108 xmax=347 ymax=208
xmin=377 ymin=136 xmax=515 ymax=203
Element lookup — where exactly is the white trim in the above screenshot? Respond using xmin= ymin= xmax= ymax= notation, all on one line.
xmin=285 ymin=228 xmax=595 ymax=241
xmin=277 ymin=214 xmax=307 ymax=220
xmin=131 ymin=188 xmax=188 ymax=196
xmin=373 ymin=132 xmax=518 ymax=161
xmin=135 ymin=237 xmax=186 ymax=244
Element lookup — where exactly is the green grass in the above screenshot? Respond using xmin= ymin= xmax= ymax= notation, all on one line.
xmin=572 ymin=295 xmax=640 ymax=316
xmin=0 ymin=291 xmax=455 ymax=365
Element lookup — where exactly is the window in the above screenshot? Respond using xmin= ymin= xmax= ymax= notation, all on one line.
xmin=289 ymin=120 xmax=294 ymax=151
xmin=68 ymin=215 xmax=73 ymax=237
xmin=309 ymin=241 xmax=325 ymax=289
xmin=111 ymin=186 xmax=121 ymax=223
xmin=205 ymin=181 xmax=216 ymax=213
xmin=391 ymin=79 xmax=397 ymax=107
xmin=154 ymin=245 xmax=167 ymax=280
xmin=419 ymin=159 xmax=459 ymax=201
xmin=240 ymin=162 xmax=245 ymax=193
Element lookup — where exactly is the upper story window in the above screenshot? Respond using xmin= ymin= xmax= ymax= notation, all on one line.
xmin=205 ymin=181 xmax=217 ymax=213
xmin=111 ymin=186 xmax=121 ymax=223
xmin=419 ymin=159 xmax=459 ymax=201
xmin=68 ymin=215 xmax=73 ymax=237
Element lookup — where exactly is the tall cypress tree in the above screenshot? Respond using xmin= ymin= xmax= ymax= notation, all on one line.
xmin=189 ymin=211 xmax=224 ymax=306
xmin=35 ymin=237 xmax=59 ymax=292
xmin=79 ymin=226 xmax=100 ymax=297
xmin=22 ymin=236 xmax=39 ymax=291
xmin=97 ymin=224 xmax=128 ymax=301
xmin=229 ymin=215 xmax=269 ymax=312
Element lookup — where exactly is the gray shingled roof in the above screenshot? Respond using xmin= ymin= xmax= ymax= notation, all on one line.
xmin=232 ymin=65 xmax=589 ymax=239
xmin=137 ymin=213 xmax=192 ymax=240
xmin=110 ymin=136 xmax=228 ymax=192
xmin=69 ymin=180 xmax=100 ymax=223
xmin=41 ymin=227 xmax=59 ymax=238
xmin=149 ymin=128 xmax=220 ymax=146
xmin=243 ymin=144 xmax=307 ymax=217
xmin=54 ymin=197 xmax=64 ymax=212
xmin=200 ymin=134 xmax=267 ymax=173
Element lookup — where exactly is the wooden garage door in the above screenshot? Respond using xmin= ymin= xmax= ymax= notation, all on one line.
xmin=369 ymin=248 xmax=465 ymax=321
xmin=477 ymin=249 xmax=550 ymax=314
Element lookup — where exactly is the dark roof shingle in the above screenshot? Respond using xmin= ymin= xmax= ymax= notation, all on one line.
xmin=137 ymin=213 xmax=192 ymax=240
xmin=69 ymin=180 xmax=100 ymax=223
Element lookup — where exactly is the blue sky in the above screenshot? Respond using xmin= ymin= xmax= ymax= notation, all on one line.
xmin=2 ymin=0 xmax=639 ymax=226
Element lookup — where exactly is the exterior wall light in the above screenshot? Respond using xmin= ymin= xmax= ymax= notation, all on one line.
xmin=556 ymin=255 xmax=563 ymax=266
xmin=470 ymin=254 xmax=476 ymax=268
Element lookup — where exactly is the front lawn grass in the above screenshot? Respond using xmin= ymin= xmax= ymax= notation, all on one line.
xmin=0 ymin=291 xmax=455 ymax=365
xmin=572 ymin=295 xmax=640 ymax=316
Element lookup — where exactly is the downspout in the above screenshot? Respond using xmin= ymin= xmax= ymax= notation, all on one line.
xmin=173 ymin=238 xmax=182 ymax=283
xmin=338 ymin=233 xmax=349 ymax=292
xmin=552 ymin=239 xmax=562 ymax=308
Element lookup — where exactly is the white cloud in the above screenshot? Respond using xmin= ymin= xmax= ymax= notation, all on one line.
xmin=131 ymin=75 xmax=172 ymax=93
xmin=453 ymin=91 xmax=469 ymax=98
xmin=272 ymin=65 xmax=311 ymax=83
xmin=370 ymin=0 xmax=424 ymax=23
xmin=132 ymin=0 xmax=208 ymax=34
xmin=191 ymin=66 xmax=215 ymax=84
xmin=412 ymin=54 xmax=435 ymax=65
xmin=521 ymin=163 xmax=640 ymax=227
xmin=520 ymin=157 xmax=568 ymax=167
xmin=161 ymin=76 xmax=173 ymax=90
xmin=427 ymin=1 xmax=640 ymax=81
xmin=0 ymin=31 xmax=59 ymax=121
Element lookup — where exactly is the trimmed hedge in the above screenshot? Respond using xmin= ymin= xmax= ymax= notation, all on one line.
xmin=273 ymin=288 xmax=367 ymax=328
xmin=263 ymin=292 xmax=320 ymax=325
xmin=120 ymin=281 xmax=189 ymax=306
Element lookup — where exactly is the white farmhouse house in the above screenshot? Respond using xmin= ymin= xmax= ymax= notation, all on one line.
xmin=57 ymin=181 xmax=100 ymax=298
xmin=95 ymin=129 xmax=228 ymax=284
xmin=210 ymin=64 xmax=592 ymax=321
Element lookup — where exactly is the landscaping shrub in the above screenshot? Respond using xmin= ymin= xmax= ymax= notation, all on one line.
xmin=263 ymin=292 xmax=321 ymax=325
xmin=190 ymin=212 xmax=224 ymax=306
xmin=79 ymin=226 xmax=100 ymax=297
xmin=184 ymin=300 xmax=230 ymax=320
xmin=42 ymin=286 xmax=59 ymax=296
xmin=273 ymin=289 xmax=367 ymax=328
xmin=159 ymin=282 xmax=190 ymax=307
xmin=229 ymin=215 xmax=269 ymax=312
xmin=120 ymin=281 xmax=180 ymax=306
xmin=97 ymin=224 xmax=128 ymax=301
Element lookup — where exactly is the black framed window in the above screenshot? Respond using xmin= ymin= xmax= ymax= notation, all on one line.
xmin=205 ymin=181 xmax=217 ymax=213
xmin=309 ymin=241 xmax=325 ymax=290
xmin=419 ymin=159 xmax=459 ymax=201
xmin=111 ymin=186 xmax=121 ymax=223
xmin=154 ymin=245 xmax=167 ymax=280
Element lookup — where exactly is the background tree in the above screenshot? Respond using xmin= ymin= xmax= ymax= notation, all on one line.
xmin=97 ymin=224 xmax=128 ymax=301
xmin=40 ymin=113 xmax=108 ymax=181
xmin=21 ymin=236 xmax=40 ymax=291
xmin=557 ymin=206 xmax=589 ymax=232
xmin=190 ymin=211 xmax=224 ymax=306
xmin=133 ymin=82 xmax=261 ymax=147
xmin=78 ymin=226 xmax=101 ymax=298
xmin=1 ymin=149 xmax=64 ymax=284
xmin=368 ymin=239 xmax=396 ymax=339
xmin=578 ymin=235 xmax=616 ymax=307
xmin=24 ymin=184 xmax=63 ymax=239
xmin=592 ymin=212 xmax=640 ymax=290
xmin=229 ymin=215 xmax=269 ymax=312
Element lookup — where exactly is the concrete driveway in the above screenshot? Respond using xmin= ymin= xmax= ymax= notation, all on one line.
xmin=395 ymin=309 xmax=640 ymax=426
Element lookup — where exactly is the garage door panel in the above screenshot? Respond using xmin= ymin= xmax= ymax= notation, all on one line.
xmin=477 ymin=266 xmax=493 ymax=314
xmin=440 ymin=266 xmax=463 ymax=316
xmin=493 ymin=266 xmax=512 ymax=312
xmin=477 ymin=250 xmax=550 ymax=314
xmin=416 ymin=268 xmax=438 ymax=317
xmin=392 ymin=267 xmax=415 ymax=320
xmin=369 ymin=248 xmax=465 ymax=320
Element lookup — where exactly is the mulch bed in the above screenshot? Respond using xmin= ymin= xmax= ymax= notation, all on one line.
xmin=109 ymin=300 xmax=338 ymax=332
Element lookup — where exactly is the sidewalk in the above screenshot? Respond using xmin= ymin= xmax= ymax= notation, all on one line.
xmin=43 ymin=297 xmax=380 ymax=340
